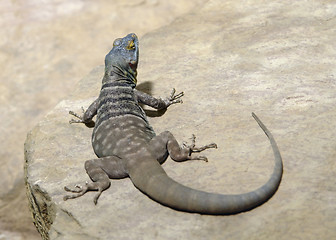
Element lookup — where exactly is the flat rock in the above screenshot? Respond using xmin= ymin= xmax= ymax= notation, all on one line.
xmin=0 ymin=1 xmax=204 ymax=239
xmin=25 ymin=0 xmax=336 ymax=239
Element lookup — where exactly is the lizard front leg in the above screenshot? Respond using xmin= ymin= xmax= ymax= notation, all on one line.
xmin=134 ymin=88 xmax=184 ymax=110
xmin=69 ymin=98 xmax=99 ymax=127
xmin=64 ymin=155 xmax=127 ymax=204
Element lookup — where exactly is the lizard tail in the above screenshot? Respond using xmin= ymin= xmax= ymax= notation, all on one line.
xmin=128 ymin=113 xmax=283 ymax=215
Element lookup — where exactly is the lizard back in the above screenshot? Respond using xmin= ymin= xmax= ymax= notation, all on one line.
xmin=92 ymin=80 xmax=155 ymax=158
xmin=95 ymin=80 xmax=148 ymax=127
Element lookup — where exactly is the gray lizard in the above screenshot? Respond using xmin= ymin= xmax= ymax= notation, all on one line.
xmin=64 ymin=33 xmax=283 ymax=215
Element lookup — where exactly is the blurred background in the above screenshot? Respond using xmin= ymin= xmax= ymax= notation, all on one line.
xmin=0 ymin=1 xmax=205 ymax=239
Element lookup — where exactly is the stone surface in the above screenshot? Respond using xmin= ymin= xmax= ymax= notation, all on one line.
xmin=0 ymin=0 xmax=205 ymax=239
xmin=25 ymin=0 xmax=336 ymax=239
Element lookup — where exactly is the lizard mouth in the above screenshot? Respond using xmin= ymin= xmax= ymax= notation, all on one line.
xmin=129 ymin=60 xmax=138 ymax=71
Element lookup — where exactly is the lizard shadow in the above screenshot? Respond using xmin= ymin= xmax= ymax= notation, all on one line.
xmin=136 ymin=81 xmax=167 ymax=118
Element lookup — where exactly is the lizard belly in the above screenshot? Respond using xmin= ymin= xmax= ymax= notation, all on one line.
xmin=92 ymin=115 xmax=155 ymax=158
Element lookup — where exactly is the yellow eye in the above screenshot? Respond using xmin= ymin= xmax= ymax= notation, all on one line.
xmin=126 ymin=40 xmax=135 ymax=50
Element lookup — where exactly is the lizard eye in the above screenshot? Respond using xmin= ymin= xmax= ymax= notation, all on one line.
xmin=126 ymin=40 xmax=135 ymax=50
xmin=113 ymin=38 xmax=122 ymax=47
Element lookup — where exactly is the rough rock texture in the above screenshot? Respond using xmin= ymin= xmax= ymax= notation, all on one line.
xmin=0 ymin=0 xmax=205 ymax=239
xmin=25 ymin=0 xmax=336 ymax=239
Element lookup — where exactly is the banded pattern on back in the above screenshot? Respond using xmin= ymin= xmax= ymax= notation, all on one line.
xmin=95 ymin=81 xmax=148 ymax=130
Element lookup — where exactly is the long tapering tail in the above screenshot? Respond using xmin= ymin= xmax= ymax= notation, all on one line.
xmin=129 ymin=113 xmax=283 ymax=215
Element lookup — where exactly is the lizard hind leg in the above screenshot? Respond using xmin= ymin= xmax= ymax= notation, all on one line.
xmin=149 ymin=131 xmax=217 ymax=163
xmin=64 ymin=181 xmax=107 ymax=205
xmin=182 ymin=134 xmax=217 ymax=162
xmin=64 ymin=155 xmax=128 ymax=204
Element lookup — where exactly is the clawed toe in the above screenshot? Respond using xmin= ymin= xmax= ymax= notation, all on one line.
xmin=64 ymin=185 xmax=83 ymax=193
xmin=167 ymin=88 xmax=184 ymax=105
xmin=69 ymin=107 xmax=85 ymax=124
xmin=93 ymin=191 xmax=103 ymax=205
xmin=63 ymin=183 xmax=89 ymax=201
xmin=211 ymin=143 xmax=218 ymax=148
xmin=202 ymin=143 xmax=217 ymax=149
xmin=64 ymin=186 xmax=74 ymax=192
xmin=196 ymin=156 xmax=208 ymax=162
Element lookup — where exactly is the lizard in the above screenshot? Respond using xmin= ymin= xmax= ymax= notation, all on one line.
xmin=63 ymin=33 xmax=283 ymax=215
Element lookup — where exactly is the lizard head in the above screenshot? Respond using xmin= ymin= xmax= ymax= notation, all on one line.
xmin=104 ymin=33 xmax=139 ymax=85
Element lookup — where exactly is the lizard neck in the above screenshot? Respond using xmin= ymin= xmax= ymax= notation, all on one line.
xmin=103 ymin=65 xmax=137 ymax=88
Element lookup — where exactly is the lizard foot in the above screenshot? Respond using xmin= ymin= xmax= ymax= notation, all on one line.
xmin=69 ymin=107 xmax=95 ymax=127
xmin=183 ymin=134 xmax=217 ymax=162
xmin=69 ymin=107 xmax=85 ymax=124
xmin=164 ymin=88 xmax=184 ymax=106
xmin=64 ymin=180 xmax=110 ymax=205
xmin=64 ymin=183 xmax=89 ymax=200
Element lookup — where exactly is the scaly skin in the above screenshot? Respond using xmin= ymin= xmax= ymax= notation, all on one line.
xmin=64 ymin=33 xmax=283 ymax=215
